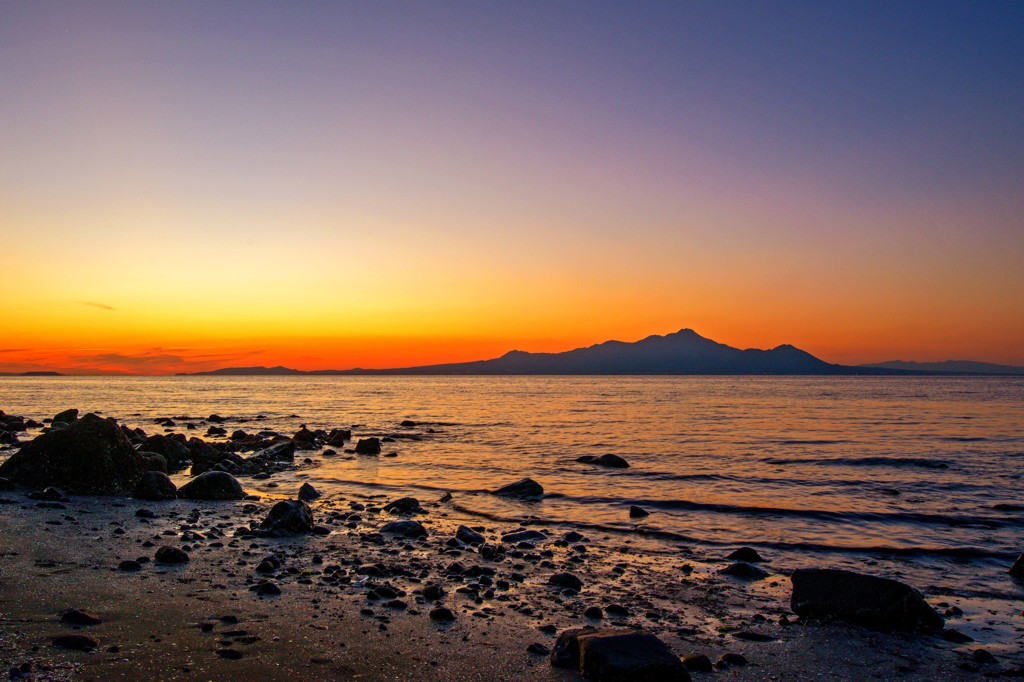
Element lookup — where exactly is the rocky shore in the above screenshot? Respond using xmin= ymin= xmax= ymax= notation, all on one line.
xmin=0 ymin=409 xmax=1019 ymax=680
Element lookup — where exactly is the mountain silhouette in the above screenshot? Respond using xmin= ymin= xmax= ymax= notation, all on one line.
xmin=862 ymin=360 xmax=1024 ymax=376
xmin=186 ymin=328 xmax=919 ymax=376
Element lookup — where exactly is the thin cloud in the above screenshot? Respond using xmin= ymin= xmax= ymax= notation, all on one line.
xmin=77 ymin=301 xmax=117 ymax=311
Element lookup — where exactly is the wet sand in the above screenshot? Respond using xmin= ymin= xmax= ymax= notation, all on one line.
xmin=0 ymin=487 xmax=998 ymax=681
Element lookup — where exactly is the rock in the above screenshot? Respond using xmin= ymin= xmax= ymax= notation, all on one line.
xmin=527 ymin=642 xmax=550 ymax=655
xmin=379 ymin=520 xmax=427 ymax=538
xmin=177 ymin=471 xmax=245 ymax=500
xmin=154 ymin=546 xmax=190 ymax=564
xmin=629 ymin=505 xmax=649 ymax=518
xmin=493 ymin=478 xmax=544 ymax=498
xmin=550 ymin=628 xmax=690 ymax=681
xmin=719 ymin=653 xmax=748 ymax=667
xmin=456 ymin=526 xmax=485 ymax=545
xmin=940 ymin=628 xmax=974 ymax=643
xmin=217 ymin=648 xmax=244 ymax=659
xmin=260 ymin=500 xmax=315 ymax=535
xmin=252 ymin=441 xmax=296 ymax=462
xmin=501 ymin=529 xmax=546 ymax=544
xmin=682 ymin=653 xmax=713 ymax=672
xmin=584 ymin=606 xmax=603 ymax=619
xmin=790 ymin=568 xmax=944 ymax=631
xmin=383 ymin=497 xmax=420 ymax=515
xmin=354 ymin=438 xmax=381 ymax=455
xmin=208 ymin=414 xmax=226 ymax=423
xmin=720 ymin=562 xmax=769 ymax=581
xmin=297 ymin=482 xmax=321 ymax=501
xmin=0 ymin=413 xmax=145 ymax=494
xmin=60 ymin=609 xmax=101 ymax=626
xmin=293 ymin=426 xmax=317 ymax=443
xmin=251 ymin=581 xmax=282 ymax=596
xmin=429 ymin=607 xmax=456 ymax=622
xmin=132 ymin=471 xmax=177 ymax=501
xmin=576 ymin=454 xmax=630 ymax=468
xmin=1010 ymin=554 xmax=1024 ymax=580
xmin=549 ymin=572 xmax=583 ymax=591
xmin=726 ymin=547 xmax=764 ymax=562
xmin=118 ymin=560 xmax=142 ymax=571
xmin=138 ymin=452 xmax=168 ymax=473
xmin=422 ymin=584 xmax=445 ymax=601
xmin=52 ymin=634 xmax=98 ymax=651
xmin=53 ymin=408 xmax=80 ymax=424
xmin=0 ymin=476 xmax=13 ymax=491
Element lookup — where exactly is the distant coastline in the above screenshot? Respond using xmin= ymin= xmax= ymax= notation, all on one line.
xmin=177 ymin=329 xmax=1024 ymax=377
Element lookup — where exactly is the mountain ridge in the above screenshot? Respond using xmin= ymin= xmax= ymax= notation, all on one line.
xmin=176 ymin=328 xmax=994 ymax=376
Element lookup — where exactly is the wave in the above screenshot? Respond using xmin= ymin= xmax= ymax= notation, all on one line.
xmin=761 ymin=455 xmax=950 ymax=469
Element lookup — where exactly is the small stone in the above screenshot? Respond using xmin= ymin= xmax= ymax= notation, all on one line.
xmin=583 ymin=606 xmax=603 ymax=619
xmin=154 ymin=546 xmax=189 ymax=564
xmin=683 ymin=653 xmax=713 ymax=672
xmin=548 ymin=572 xmax=583 ymax=591
xmin=52 ymin=634 xmax=99 ymax=651
xmin=720 ymin=562 xmax=769 ymax=581
xmin=60 ymin=609 xmax=101 ymax=626
xmin=726 ymin=547 xmax=764 ymax=562
xmin=429 ymin=607 xmax=456 ymax=622
xmin=297 ymin=482 xmax=321 ymax=501
xmin=629 ymin=505 xmax=649 ymax=518
xmin=118 ymin=560 xmax=142 ymax=572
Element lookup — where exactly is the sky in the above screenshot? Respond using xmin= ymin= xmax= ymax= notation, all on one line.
xmin=1 ymin=1 xmax=1023 ymax=374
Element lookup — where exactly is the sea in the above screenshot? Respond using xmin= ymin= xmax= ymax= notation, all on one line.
xmin=2 ymin=375 xmax=1022 ymax=644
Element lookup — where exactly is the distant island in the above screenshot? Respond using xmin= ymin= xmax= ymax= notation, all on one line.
xmin=178 ymin=328 xmax=1024 ymax=377
xmin=860 ymin=360 xmax=1024 ymax=376
xmin=0 ymin=371 xmax=65 ymax=377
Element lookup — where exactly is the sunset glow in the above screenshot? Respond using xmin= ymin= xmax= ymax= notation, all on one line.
xmin=2 ymin=3 xmax=1022 ymax=374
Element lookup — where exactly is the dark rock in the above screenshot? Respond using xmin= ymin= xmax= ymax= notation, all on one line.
xmin=790 ymin=568 xmax=944 ymax=631
xmin=527 ymin=642 xmax=550 ymax=655
xmin=734 ymin=630 xmax=776 ymax=642
xmin=0 ymin=413 xmax=144 ymax=494
xmin=501 ymin=529 xmax=546 ymax=544
xmin=354 ymin=438 xmax=381 ymax=455
xmin=576 ymin=454 xmax=630 ymax=468
xmin=549 ymin=572 xmax=583 ymax=591
xmin=154 ymin=546 xmax=190 ymax=564
xmin=60 ymin=609 xmax=101 ymax=626
xmin=721 ymin=562 xmax=769 ymax=581
xmin=972 ymin=649 xmax=997 ymax=664
xmin=252 ymin=441 xmax=296 ymax=462
xmin=726 ymin=547 xmax=764 ymax=562
xmin=217 ymin=648 xmax=244 ymax=659
xmin=118 ymin=560 xmax=142 ymax=571
xmin=133 ymin=471 xmax=177 ymax=501
xmin=629 ymin=505 xmax=649 ymax=518
xmin=259 ymin=499 xmax=314 ymax=535
xmin=379 ymin=520 xmax=427 ymax=538
xmin=429 ymin=607 xmax=456 ymax=622
xmin=493 ymin=478 xmax=544 ymax=498
xmin=297 ymin=482 xmax=321 ymax=501
xmin=584 ymin=606 xmax=603 ymax=619
xmin=605 ymin=604 xmax=630 ymax=618
xmin=177 ymin=471 xmax=245 ymax=500
xmin=292 ymin=426 xmax=317 ymax=443
xmin=682 ymin=653 xmax=712 ymax=672
xmin=550 ymin=628 xmax=690 ymax=681
xmin=719 ymin=653 xmax=748 ymax=666
xmin=1010 ymin=554 xmax=1024 ymax=580
xmin=251 ymin=581 xmax=281 ymax=596
xmin=53 ymin=409 xmax=80 ymax=424
xmin=422 ymin=584 xmax=445 ymax=601
xmin=940 ymin=628 xmax=974 ymax=643
xmin=208 ymin=414 xmax=226 ymax=423
xmin=52 ymin=634 xmax=98 ymax=651
xmin=456 ymin=525 xmax=485 ymax=545
xmin=383 ymin=497 xmax=420 ymax=515
xmin=138 ymin=452 xmax=168 ymax=473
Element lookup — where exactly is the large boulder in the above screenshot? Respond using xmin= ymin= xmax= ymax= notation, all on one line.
xmin=260 ymin=499 xmax=314 ymax=535
xmin=52 ymin=408 xmax=80 ymax=424
xmin=0 ymin=413 xmax=144 ymax=494
xmin=133 ymin=471 xmax=178 ymax=501
xmin=177 ymin=471 xmax=245 ymax=500
xmin=551 ymin=628 xmax=691 ymax=681
xmin=790 ymin=568 xmax=944 ymax=631
xmin=493 ymin=478 xmax=544 ymax=499
xmin=142 ymin=434 xmax=191 ymax=473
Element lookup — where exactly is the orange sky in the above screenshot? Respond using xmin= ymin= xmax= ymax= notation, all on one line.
xmin=2 ymin=4 xmax=1023 ymax=375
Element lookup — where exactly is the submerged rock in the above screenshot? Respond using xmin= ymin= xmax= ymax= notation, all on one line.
xmin=177 ymin=471 xmax=245 ymax=500
xmin=551 ymin=628 xmax=690 ymax=681
xmin=297 ymin=482 xmax=321 ymax=501
xmin=790 ymin=568 xmax=944 ymax=631
xmin=354 ymin=437 xmax=381 ymax=455
xmin=629 ymin=505 xmax=649 ymax=518
xmin=133 ymin=471 xmax=177 ymax=501
xmin=493 ymin=478 xmax=544 ymax=498
xmin=0 ymin=413 xmax=144 ymax=494
xmin=260 ymin=499 xmax=315 ymax=535
xmin=1009 ymin=553 xmax=1024 ymax=581
xmin=576 ymin=454 xmax=630 ymax=468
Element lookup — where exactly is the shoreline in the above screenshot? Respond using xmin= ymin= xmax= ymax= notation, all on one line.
xmin=0 ymin=408 xmax=1019 ymax=679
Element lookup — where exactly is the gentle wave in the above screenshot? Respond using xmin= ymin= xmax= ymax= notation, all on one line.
xmin=761 ymin=455 xmax=951 ymax=469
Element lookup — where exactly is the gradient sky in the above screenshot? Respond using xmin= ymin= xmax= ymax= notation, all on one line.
xmin=2 ymin=1 xmax=1023 ymax=374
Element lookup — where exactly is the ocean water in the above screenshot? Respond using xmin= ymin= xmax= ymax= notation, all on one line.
xmin=2 ymin=375 xmax=1023 ymax=632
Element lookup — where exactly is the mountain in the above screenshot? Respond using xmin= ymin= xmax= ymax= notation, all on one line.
xmin=862 ymin=360 xmax=1024 ymax=376
xmin=186 ymin=329 xmax=909 ymax=376
xmin=179 ymin=365 xmax=305 ymax=376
